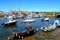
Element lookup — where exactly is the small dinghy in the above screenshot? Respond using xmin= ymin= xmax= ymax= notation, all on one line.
xmin=44 ymin=18 xmax=49 ymax=21
xmin=41 ymin=17 xmax=49 ymax=21
xmin=40 ymin=22 xmax=56 ymax=31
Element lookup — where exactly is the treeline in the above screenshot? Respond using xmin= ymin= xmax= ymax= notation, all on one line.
xmin=32 ymin=12 xmax=60 ymax=17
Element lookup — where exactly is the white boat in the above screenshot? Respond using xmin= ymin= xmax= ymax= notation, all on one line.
xmin=4 ymin=20 xmax=17 ymax=25
xmin=41 ymin=17 xmax=49 ymax=21
xmin=40 ymin=22 xmax=56 ymax=31
xmin=44 ymin=18 xmax=49 ymax=21
xmin=3 ymin=16 xmax=17 ymax=26
xmin=23 ymin=19 xmax=35 ymax=24
xmin=23 ymin=19 xmax=35 ymax=22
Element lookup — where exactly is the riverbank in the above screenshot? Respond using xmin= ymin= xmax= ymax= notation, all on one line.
xmin=43 ymin=12 xmax=60 ymax=18
xmin=35 ymin=27 xmax=60 ymax=40
xmin=32 ymin=12 xmax=60 ymax=18
xmin=17 ymin=27 xmax=60 ymax=40
xmin=0 ymin=14 xmax=5 ymax=18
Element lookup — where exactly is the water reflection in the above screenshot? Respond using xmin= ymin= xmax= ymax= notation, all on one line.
xmin=3 ymin=25 xmax=17 ymax=29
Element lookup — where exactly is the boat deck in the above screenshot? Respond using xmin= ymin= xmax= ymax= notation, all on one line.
xmin=11 ymin=28 xmax=35 ymax=39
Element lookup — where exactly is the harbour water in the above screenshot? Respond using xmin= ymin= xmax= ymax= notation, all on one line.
xmin=0 ymin=18 xmax=60 ymax=40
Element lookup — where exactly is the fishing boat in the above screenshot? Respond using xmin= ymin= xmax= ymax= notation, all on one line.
xmin=11 ymin=26 xmax=35 ymax=39
xmin=40 ymin=22 xmax=56 ymax=31
xmin=2 ymin=16 xmax=17 ymax=26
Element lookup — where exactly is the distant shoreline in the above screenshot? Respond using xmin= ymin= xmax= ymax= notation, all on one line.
xmin=0 ymin=14 xmax=5 ymax=18
xmin=0 ymin=12 xmax=60 ymax=18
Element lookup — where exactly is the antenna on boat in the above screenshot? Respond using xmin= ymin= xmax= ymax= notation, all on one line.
xmin=9 ymin=4 xmax=12 ymax=12
xmin=18 ymin=6 xmax=20 ymax=11
xmin=18 ymin=4 xmax=21 ymax=16
xmin=8 ymin=4 xmax=12 ymax=15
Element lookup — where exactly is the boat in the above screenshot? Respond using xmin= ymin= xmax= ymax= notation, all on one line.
xmin=23 ymin=19 xmax=35 ymax=23
xmin=54 ymin=20 xmax=60 ymax=27
xmin=41 ymin=17 xmax=49 ymax=21
xmin=23 ymin=14 xmax=35 ymax=24
xmin=41 ymin=17 xmax=45 ymax=21
xmin=10 ymin=26 xmax=35 ymax=39
xmin=40 ymin=22 xmax=57 ymax=31
xmin=23 ymin=19 xmax=35 ymax=24
xmin=4 ymin=20 xmax=17 ymax=26
xmin=44 ymin=18 xmax=49 ymax=21
xmin=2 ymin=16 xmax=17 ymax=26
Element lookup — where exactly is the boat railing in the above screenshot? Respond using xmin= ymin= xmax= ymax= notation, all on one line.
xmin=12 ymin=28 xmax=34 ymax=35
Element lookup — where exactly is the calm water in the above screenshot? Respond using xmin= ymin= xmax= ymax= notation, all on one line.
xmin=0 ymin=18 xmax=59 ymax=40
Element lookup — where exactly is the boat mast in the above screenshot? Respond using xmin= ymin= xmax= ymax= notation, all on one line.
xmin=18 ymin=5 xmax=21 ymax=18
xmin=8 ymin=4 xmax=12 ymax=15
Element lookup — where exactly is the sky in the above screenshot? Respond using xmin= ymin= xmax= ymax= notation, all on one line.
xmin=0 ymin=0 xmax=60 ymax=12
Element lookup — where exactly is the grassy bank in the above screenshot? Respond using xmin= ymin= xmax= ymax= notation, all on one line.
xmin=0 ymin=14 xmax=5 ymax=18
xmin=35 ymin=27 xmax=60 ymax=40
xmin=44 ymin=13 xmax=56 ymax=17
xmin=33 ymin=12 xmax=60 ymax=18
xmin=43 ymin=12 xmax=60 ymax=18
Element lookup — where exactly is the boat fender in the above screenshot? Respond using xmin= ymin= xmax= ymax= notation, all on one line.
xmin=27 ymin=31 xmax=29 ymax=34
xmin=16 ymin=33 xmax=18 ymax=37
xmin=19 ymin=36 xmax=21 ymax=38
xmin=8 ymin=37 xmax=11 ymax=40
xmin=36 ymin=28 xmax=39 ymax=31
xmin=21 ymin=36 xmax=23 ymax=39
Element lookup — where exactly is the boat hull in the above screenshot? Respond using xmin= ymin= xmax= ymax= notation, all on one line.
xmin=40 ymin=24 xmax=56 ymax=31
xmin=4 ymin=21 xmax=17 ymax=26
xmin=12 ymin=28 xmax=35 ymax=39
